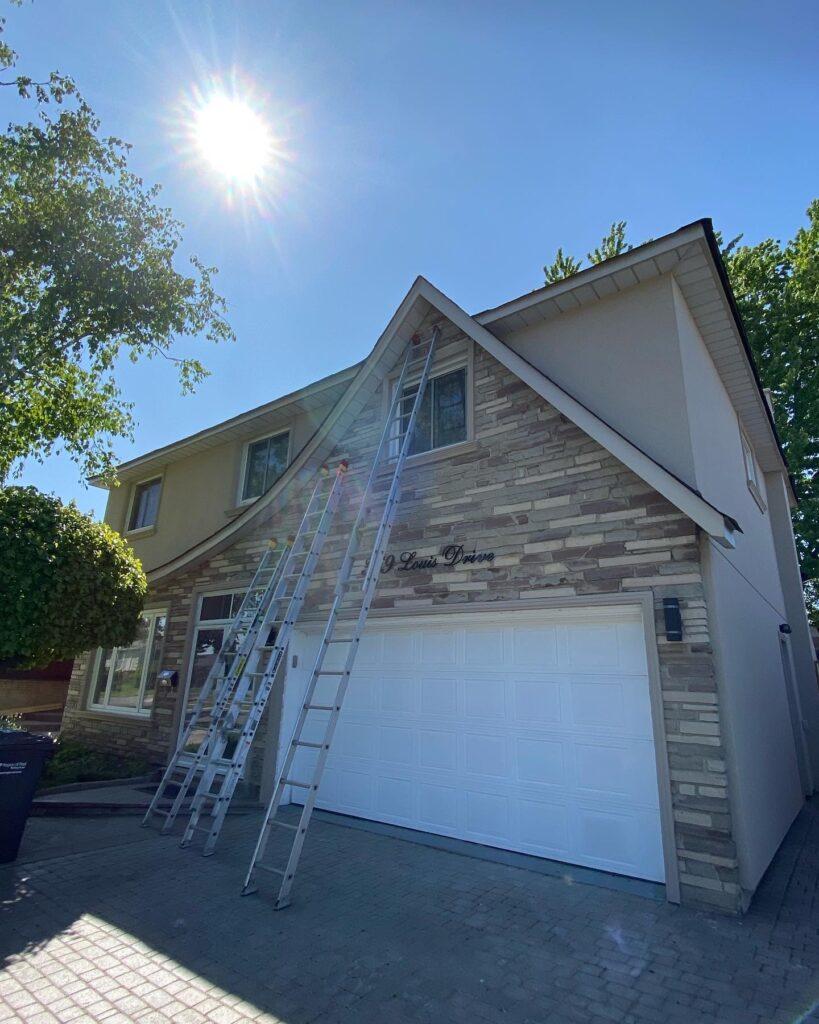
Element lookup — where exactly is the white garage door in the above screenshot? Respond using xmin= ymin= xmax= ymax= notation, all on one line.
xmin=281 ymin=606 xmax=665 ymax=882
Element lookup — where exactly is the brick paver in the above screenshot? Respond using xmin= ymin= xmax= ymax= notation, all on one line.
xmin=2 ymin=801 xmax=819 ymax=1023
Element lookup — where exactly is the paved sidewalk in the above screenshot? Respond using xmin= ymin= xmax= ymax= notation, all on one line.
xmin=2 ymin=802 xmax=819 ymax=1024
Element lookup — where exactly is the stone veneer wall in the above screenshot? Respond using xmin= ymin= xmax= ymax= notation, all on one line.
xmin=62 ymin=312 xmax=741 ymax=911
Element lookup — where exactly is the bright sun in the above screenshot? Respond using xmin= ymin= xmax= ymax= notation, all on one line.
xmin=193 ymin=93 xmax=273 ymax=186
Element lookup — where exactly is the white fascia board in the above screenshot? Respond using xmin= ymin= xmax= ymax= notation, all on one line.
xmin=416 ymin=278 xmax=738 ymax=548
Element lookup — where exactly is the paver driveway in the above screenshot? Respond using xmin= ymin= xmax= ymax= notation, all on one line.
xmin=2 ymin=802 xmax=819 ymax=1024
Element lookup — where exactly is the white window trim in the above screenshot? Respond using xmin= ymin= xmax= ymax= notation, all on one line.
xmin=740 ymin=425 xmax=766 ymax=512
xmin=236 ymin=428 xmax=292 ymax=507
xmin=124 ymin=474 xmax=164 ymax=536
xmin=88 ymin=608 xmax=167 ymax=717
xmin=386 ymin=345 xmax=474 ymax=464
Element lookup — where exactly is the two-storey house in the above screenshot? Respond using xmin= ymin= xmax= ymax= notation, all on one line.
xmin=61 ymin=220 xmax=819 ymax=914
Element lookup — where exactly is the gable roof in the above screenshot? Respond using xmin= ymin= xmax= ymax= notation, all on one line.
xmin=148 ymin=270 xmax=740 ymax=582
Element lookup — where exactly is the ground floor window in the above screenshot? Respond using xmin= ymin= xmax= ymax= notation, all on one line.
xmin=89 ymin=609 xmax=167 ymax=715
xmin=181 ymin=590 xmax=275 ymax=750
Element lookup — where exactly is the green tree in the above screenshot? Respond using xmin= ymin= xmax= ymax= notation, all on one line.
xmin=724 ymin=202 xmax=819 ymax=611
xmin=543 ymin=248 xmax=583 ymax=284
xmin=543 ymin=209 xmax=819 ymax=619
xmin=0 ymin=487 xmax=147 ymax=667
xmin=0 ymin=16 xmax=233 ymax=484
xmin=587 ymin=220 xmax=632 ymax=265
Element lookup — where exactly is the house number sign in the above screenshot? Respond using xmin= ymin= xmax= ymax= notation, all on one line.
xmin=380 ymin=543 xmax=495 ymax=574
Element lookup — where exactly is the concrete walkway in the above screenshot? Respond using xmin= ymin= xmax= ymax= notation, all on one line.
xmin=2 ymin=801 xmax=819 ymax=1024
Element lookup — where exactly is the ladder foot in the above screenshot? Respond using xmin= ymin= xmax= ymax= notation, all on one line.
xmin=240 ymin=884 xmax=258 ymax=897
xmin=274 ymin=897 xmax=291 ymax=911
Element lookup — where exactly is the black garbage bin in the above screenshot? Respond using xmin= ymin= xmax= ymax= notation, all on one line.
xmin=0 ymin=730 xmax=55 ymax=863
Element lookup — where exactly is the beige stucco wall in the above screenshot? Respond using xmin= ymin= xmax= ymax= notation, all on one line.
xmin=673 ymin=281 xmax=805 ymax=892
xmin=104 ymin=398 xmax=338 ymax=572
xmin=502 ymin=274 xmax=697 ymax=487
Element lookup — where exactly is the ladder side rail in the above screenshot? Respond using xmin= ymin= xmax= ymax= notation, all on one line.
xmin=271 ymin=331 xmax=439 ymax=904
xmin=142 ymin=542 xmax=288 ymax=827
xmin=361 ymin=331 xmax=439 ymax=589
xmin=242 ymin=585 xmax=349 ymax=885
xmin=197 ymin=467 xmax=338 ymax=745
xmin=180 ymin=464 xmax=347 ymax=853
xmin=213 ymin=464 xmax=347 ymax=741
xmin=331 ymin=339 xmax=425 ymax=597
xmin=243 ymin=329 xmax=440 ymax=900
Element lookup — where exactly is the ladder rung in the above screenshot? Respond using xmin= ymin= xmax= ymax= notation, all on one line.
xmin=305 ymin=704 xmax=336 ymax=711
xmin=315 ymin=669 xmax=347 ymax=676
xmin=285 ymin=779 xmax=313 ymax=789
xmin=255 ymin=862 xmax=286 ymax=876
xmin=326 ymin=637 xmax=355 ymax=644
xmin=270 ymin=820 xmax=298 ymax=831
xmin=294 ymin=740 xmax=324 ymax=749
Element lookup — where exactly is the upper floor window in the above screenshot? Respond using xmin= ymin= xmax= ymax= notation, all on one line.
xmin=741 ymin=430 xmax=766 ymax=510
xmin=88 ymin=609 xmax=167 ymax=716
xmin=241 ymin=431 xmax=290 ymax=502
xmin=400 ymin=367 xmax=467 ymax=457
xmin=128 ymin=477 xmax=162 ymax=532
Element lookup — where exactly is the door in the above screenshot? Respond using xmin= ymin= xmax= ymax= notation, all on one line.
xmin=281 ymin=606 xmax=665 ymax=882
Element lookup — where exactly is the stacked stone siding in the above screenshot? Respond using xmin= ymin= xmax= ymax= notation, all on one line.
xmin=62 ymin=311 xmax=740 ymax=911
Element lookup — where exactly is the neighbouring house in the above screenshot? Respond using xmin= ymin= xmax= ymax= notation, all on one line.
xmin=0 ymin=660 xmax=74 ymax=733
xmin=61 ymin=220 xmax=819 ymax=914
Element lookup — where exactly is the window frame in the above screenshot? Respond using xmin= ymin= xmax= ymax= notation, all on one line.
xmin=87 ymin=608 xmax=168 ymax=717
xmin=125 ymin=475 xmax=163 ymax=535
xmin=387 ymin=346 xmax=473 ymax=464
xmin=740 ymin=426 xmax=766 ymax=512
xmin=237 ymin=428 xmax=292 ymax=506
xmin=177 ymin=588 xmax=247 ymax=744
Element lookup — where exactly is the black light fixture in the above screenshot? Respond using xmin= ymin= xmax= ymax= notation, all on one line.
xmin=663 ymin=598 xmax=683 ymax=642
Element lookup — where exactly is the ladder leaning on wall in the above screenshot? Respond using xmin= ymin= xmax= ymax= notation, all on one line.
xmin=242 ymin=326 xmax=440 ymax=909
xmin=141 ymin=459 xmax=348 ymax=854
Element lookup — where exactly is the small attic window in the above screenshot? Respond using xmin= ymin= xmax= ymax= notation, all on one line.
xmin=741 ymin=430 xmax=766 ymax=511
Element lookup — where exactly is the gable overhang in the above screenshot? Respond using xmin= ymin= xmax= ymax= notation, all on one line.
xmin=476 ymin=219 xmax=794 ymax=504
xmin=149 ymin=273 xmax=739 ymax=583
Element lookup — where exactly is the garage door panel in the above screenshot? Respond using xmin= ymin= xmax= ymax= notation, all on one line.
xmin=420 ymin=675 xmax=458 ymax=715
xmin=464 ymin=675 xmax=506 ymax=719
xmin=513 ymin=677 xmax=562 ymax=724
xmin=419 ymin=629 xmax=458 ymax=666
xmin=512 ymin=626 xmax=558 ymax=667
xmin=464 ymin=733 xmax=508 ymax=778
xmin=518 ymin=798 xmax=571 ymax=856
xmin=466 ymin=790 xmax=510 ymax=841
xmin=418 ymin=783 xmax=459 ymax=830
xmin=286 ymin=608 xmax=665 ymax=883
xmin=378 ymin=725 xmax=416 ymax=765
xmin=376 ymin=776 xmax=415 ymax=820
xmin=463 ymin=628 xmax=505 ymax=668
xmin=378 ymin=673 xmax=416 ymax=713
xmin=418 ymin=730 xmax=458 ymax=771
xmin=515 ymin=736 xmax=565 ymax=786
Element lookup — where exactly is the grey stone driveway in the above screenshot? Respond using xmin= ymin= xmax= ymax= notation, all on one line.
xmin=2 ymin=802 xmax=819 ymax=1024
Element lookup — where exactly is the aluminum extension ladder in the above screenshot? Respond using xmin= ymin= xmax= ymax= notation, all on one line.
xmin=242 ymin=327 xmax=440 ymax=908
xmin=142 ymin=461 xmax=348 ymax=854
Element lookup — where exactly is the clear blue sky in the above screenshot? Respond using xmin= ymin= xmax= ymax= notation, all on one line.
xmin=7 ymin=0 xmax=819 ymax=519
